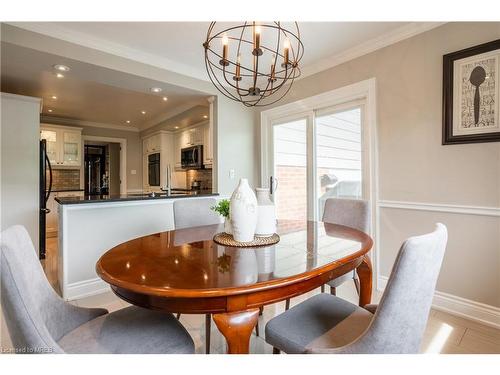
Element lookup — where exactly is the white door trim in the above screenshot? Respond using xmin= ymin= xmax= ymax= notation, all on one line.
xmin=82 ymin=135 xmax=127 ymax=194
xmin=260 ymin=78 xmax=379 ymax=281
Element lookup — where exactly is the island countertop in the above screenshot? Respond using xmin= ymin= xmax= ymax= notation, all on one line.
xmin=55 ymin=190 xmax=219 ymax=205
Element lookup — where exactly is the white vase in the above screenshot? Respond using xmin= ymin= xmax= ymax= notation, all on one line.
xmin=255 ymin=188 xmax=277 ymax=237
xmin=224 ymin=218 xmax=232 ymax=234
xmin=230 ymin=178 xmax=258 ymax=242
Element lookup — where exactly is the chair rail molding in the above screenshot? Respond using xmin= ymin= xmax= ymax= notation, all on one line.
xmin=377 ymin=276 xmax=500 ymax=329
xmin=378 ymin=200 xmax=500 ymax=217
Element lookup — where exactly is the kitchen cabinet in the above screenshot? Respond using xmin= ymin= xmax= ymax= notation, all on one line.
xmin=174 ymin=132 xmax=182 ymax=169
xmin=40 ymin=124 xmax=82 ymax=168
xmin=143 ymin=134 xmax=161 ymax=154
xmin=186 ymin=127 xmax=203 ymax=146
xmin=142 ymin=131 xmax=174 ymax=191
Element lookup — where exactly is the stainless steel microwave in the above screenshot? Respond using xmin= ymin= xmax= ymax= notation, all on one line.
xmin=181 ymin=145 xmax=203 ymax=170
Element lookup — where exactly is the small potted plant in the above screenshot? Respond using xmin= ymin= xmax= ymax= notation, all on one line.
xmin=211 ymin=199 xmax=232 ymax=234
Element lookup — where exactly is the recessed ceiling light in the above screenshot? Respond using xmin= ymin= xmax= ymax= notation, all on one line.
xmin=56 ymin=73 xmax=64 ymax=79
xmin=126 ymin=120 xmax=131 ymax=124
xmin=203 ymin=115 xmax=208 ymax=119
xmin=51 ymin=95 xmax=57 ymax=100
xmin=150 ymin=87 xmax=162 ymax=93
xmin=174 ymin=126 xmax=179 ymax=129
xmin=53 ymin=64 xmax=70 ymax=72
xmin=162 ymin=96 xmax=168 ymax=101
xmin=141 ymin=110 xmax=146 ymax=115
xmin=47 ymin=109 xmax=53 ymax=113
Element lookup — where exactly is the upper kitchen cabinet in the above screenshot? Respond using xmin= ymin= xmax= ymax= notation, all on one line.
xmin=40 ymin=124 xmax=82 ymax=168
xmin=142 ymin=131 xmax=175 ymax=191
xmin=143 ymin=133 xmax=162 ymax=154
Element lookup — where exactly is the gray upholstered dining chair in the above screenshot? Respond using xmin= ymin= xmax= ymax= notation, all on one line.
xmin=173 ymin=197 xmax=221 ymax=229
xmin=284 ymin=198 xmax=369 ymax=310
xmin=173 ymin=198 xmax=221 ymax=354
xmin=266 ymin=223 xmax=448 ymax=354
xmin=323 ymin=198 xmax=370 ymax=295
xmin=0 ymin=225 xmax=195 ymax=354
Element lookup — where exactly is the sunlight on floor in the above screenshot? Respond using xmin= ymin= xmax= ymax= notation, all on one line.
xmin=424 ymin=322 xmax=453 ymax=353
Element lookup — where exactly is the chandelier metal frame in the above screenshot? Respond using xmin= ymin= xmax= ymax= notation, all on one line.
xmin=203 ymin=22 xmax=304 ymax=107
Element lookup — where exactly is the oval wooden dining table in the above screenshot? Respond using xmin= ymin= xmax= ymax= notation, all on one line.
xmin=96 ymin=220 xmax=373 ymax=354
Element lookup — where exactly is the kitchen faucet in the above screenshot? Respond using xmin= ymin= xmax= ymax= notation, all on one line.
xmin=160 ymin=164 xmax=172 ymax=196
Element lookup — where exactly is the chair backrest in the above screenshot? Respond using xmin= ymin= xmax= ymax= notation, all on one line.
xmin=322 ymin=198 xmax=370 ymax=233
xmin=0 ymin=225 xmax=64 ymax=353
xmin=335 ymin=223 xmax=448 ymax=354
xmin=173 ymin=198 xmax=221 ymax=229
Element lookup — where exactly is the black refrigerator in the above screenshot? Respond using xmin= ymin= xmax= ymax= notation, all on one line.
xmin=39 ymin=139 xmax=53 ymax=260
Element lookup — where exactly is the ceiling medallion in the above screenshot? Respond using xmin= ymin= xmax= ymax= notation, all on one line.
xmin=203 ymin=22 xmax=304 ymax=107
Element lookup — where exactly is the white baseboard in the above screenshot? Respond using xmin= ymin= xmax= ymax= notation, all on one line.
xmin=377 ymin=276 xmax=500 ymax=329
xmin=65 ymin=278 xmax=111 ymax=301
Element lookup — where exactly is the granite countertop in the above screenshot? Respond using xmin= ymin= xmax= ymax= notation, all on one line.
xmin=55 ymin=190 xmax=219 ymax=205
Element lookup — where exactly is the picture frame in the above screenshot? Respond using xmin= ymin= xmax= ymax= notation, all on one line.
xmin=442 ymin=39 xmax=500 ymax=145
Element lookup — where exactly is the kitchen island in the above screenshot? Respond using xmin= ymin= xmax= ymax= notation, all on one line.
xmin=56 ymin=192 xmax=224 ymax=300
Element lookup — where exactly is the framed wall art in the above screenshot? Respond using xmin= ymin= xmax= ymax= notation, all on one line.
xmin=443 ymin=39 xmax=500 ymax=144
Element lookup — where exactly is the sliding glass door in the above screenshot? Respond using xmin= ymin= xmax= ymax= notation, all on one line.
xmin=315 ymin=104 xmax=363 ymax=219
xmin=266 ymin=101 xmax=367 ymax=221
xmin=272 ymin=117 xmax=309 ymax=222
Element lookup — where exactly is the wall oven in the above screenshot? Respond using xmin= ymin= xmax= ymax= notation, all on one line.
xmin=148 ymin=152 xmax=161 ymax=186
xmin=181 ymin=145 xmax=203 ymax=170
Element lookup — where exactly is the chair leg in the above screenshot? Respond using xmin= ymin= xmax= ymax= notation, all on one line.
xmin=330 ymin=286 xmax=336 ymax=295
xmin=273 ymin=347 xmax=280 ymax=354
xmin=259 ymin=306 xmax=264 ymax=315
xmin=321 ymin=284 xmax=325 ymax=293
xmin=285 ymin=298 xmax=290 ymax=311
xmin=255 ymin=320 xmax=260 ymax=336
xmin=353 ymin=277 xmax=360 ymax=296
xmin=205 ymin=314 xmax=211 ymax=354
xmin=176 ymin=313 xmax=181 ymax=320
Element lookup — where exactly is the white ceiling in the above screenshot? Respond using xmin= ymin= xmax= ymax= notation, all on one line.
xmin=0 ymin=42 xmax=210 ymax=131
xmin=9 ymin=22 xmax=443 ymax=81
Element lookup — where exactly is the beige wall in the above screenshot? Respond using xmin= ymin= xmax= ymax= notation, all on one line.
xmin=1 ymin=93 xmax=41 ymax=249
xmin=256 ymin=22 xmax=500 ymax=308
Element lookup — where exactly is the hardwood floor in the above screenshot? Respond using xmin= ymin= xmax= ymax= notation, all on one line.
xmin=40 ymin=236 xmax=60 ymax=295
xmin=1 ymin=236 xmax=499 ymax=354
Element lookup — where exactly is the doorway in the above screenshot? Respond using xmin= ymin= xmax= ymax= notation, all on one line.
xmin=82 ymin=136 xmax=127 ymax=194
xmin=84 ymin=142 xmax=121 ymax=195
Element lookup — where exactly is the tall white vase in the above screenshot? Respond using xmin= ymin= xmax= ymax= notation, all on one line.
xmin=230 ymin=178 xmax=258 ymax=242
xmin=255 ymin=188 xmax=277 ymax=237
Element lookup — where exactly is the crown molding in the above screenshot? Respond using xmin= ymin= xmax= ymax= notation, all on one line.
xmin=299 ymin=22 xmax=446 ymax=79
xmin=6 ymin=22 xmax=209 ymax=82
xmin=40 ymin=115 xmax=140 ymax=132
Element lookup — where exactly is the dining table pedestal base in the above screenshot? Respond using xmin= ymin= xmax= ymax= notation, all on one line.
xmin=213 ymin=309 xmax=260 ymax=354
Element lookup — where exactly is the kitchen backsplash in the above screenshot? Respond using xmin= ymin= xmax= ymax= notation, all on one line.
xmin=49 ymin=169 xmax=81 ymax=191
xmin=186 ymin=169 xmax=213 ymax=190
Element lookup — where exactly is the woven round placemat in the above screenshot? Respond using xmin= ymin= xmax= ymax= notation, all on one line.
xmin=213 ymin=232 xmax=280 ymax=247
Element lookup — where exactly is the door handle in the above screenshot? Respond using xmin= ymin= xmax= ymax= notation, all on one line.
xmin=41 ymin=208 xmax=51 ymax=214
